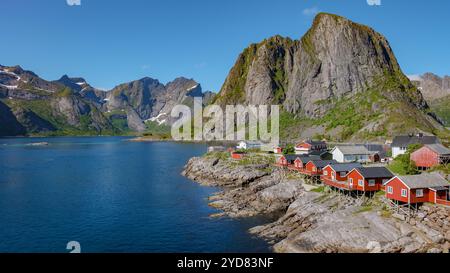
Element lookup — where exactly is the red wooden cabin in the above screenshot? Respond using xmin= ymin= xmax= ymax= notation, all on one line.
xmin=277 ymin=155 xmax=321 ymax=169
xmin=346 ymin=167 xmax=394 ymax=192
xmin=276 ymin=155 xmax=298 ymax=167
xmin=231 ymin=152 xmax=245 ymax=160
xmin=384 ymin=173 xmax=450 ymax=206
xmin=295 ymin=140 xmax=327 ymax=155
xmin=321 ymin=163 xmax=362 ymax=190
xmin=303 ymin=160 xmax=337 ymax=176
xmin=276 ymin=155 xmax=288 ymax=166
xmin=410 ymin=144 xmax=450 ymax=170
xmin=293 ymin=155 xmax=321 ymax=170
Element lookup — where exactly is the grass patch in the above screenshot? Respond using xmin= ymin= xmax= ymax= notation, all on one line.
xmin=231 ymin=153 xmax=275 ymax=166
xmin=387 ymin=145 xmax=421 ymax=175
xmin=355 ymin=205 xmax=373 ymax=214
xmin=204 ymin=151 xmax=230 ymax=161
xmin=427 ymin=163 xmax=450 ymax=175
xmin=311 ymin=186 xmax=326 ymax=193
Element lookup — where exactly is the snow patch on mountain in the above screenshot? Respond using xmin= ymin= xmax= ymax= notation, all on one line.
xmin=146 ymin=112 xmax=168 ymax=125
xmin=187 ymin=84 xmax=199 ymax=91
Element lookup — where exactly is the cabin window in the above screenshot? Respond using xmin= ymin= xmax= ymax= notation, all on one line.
xmin=358 ymin=180 xmax=364 ymax=187
xmin=416 ymin=189 xmax=424 ymax=198
xmin=368 ymin=179 xmax=376 ymax=187
xmin=312 ymin=167 xmax=316 ymax=172
xmin=387 ymin=186 xmax=393 ymax=194
xmin=401 ymin=189 xmax=408 ymax=197
xmin=340 ymin=172 xmax=346 ymax=177
xmin=324 ymin=171 xmax=328 ymax=176
xmin=349 ymin=178 xmax=353 ymax=186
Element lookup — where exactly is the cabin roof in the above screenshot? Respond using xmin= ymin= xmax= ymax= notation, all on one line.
xmin=310 ymin=160 xmax=338 ymax=168
xmin=431 ymin=186 xmax=449 ymax=191
xmin=308 ymin=150 xmax=330 ymax=156
xmin=424 ymin=144 xmax=450 ymax=155
xmin=395 ymin=173 xmax=449 ymax=189
xmin=283 ymin=154 xmax=320 ymax=162
xmin=355 ymin=167 xmax=393 ymax=179
xmin=364 ymin=144 xmax=387 ymax=158
xmin=333 ymin=145 xmax=371 ymax=155
xmin=328 ymin=163 xmax=362 ymax=172
xmin=391 ymin=135 xmax=439 ymax=147
xmin=283 ymin=155 xmax=299 ymax=162
xmin=239 ymin=140 xmax=262 ymax=145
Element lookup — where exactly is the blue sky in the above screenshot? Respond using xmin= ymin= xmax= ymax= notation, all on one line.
xmin=1 ymin=0 xmax=449 ymax=91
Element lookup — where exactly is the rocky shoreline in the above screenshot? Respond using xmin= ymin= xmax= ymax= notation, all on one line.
xmin=182 ymin=154 xmax=450 ymax=253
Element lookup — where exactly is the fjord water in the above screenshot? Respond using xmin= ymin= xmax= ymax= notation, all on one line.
xmin=0 ymin=137 xmax=270 ymax=253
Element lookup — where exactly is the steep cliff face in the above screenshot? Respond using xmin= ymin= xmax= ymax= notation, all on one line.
xmin=0 ymin=100 xmax=26 ymax=136
xmin=106 ymin=77 xmax=165 ymax=120
xmin=214 ymin=13 xmax=444 ymax=140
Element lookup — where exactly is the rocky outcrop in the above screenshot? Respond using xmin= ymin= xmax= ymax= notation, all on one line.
xmin=51 ymin=95 xmax=91 ymax=126
xmin=126 ymin=107 xmax=147 ymax=132
xmin=12 ymin=107 xmax=56 ymax=133
xmin=183 ymin=155 xmax=450 ymax=253
xmin=182 ymin=156 xmax=302 ymax=217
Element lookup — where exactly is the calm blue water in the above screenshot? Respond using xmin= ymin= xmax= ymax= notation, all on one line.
xmin=0 ymin=137 xmax=270 ymax=253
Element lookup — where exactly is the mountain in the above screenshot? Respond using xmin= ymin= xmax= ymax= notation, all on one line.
xmin=409 ymin=73 xmax=450 ymax=126
xmin=0 ymin=65 xmax=212 ymax=136
xmin=409 ymin=73 xmax=450 ymax=101
xmin=213 ymin=13 xmax=446 ymax=141
xmin=104 ymin=76 xmax=209 ymax=132
xmin=0 ymin=65 xmax=116 ymax=136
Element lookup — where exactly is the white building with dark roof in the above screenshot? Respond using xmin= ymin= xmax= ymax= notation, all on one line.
xmin=391 ymin=134 xmax=440 ymax=158
xmin=331 ymin=145 xmax=372 ymax=163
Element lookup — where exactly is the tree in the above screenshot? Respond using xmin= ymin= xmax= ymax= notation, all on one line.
xmin=283 ymin=144 xmax=295 ymax=155
xmin=389 ymin=152 xmax=419 ymax=175
xmin=407 ymin=143 xmax=423 ymax=154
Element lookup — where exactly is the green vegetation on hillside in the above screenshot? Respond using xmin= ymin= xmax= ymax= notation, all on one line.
xmin=291 ymin=73 xmax=448 ymax=142
xmin=430 ymin=95 xmax=450 ymax=127
xmin=427 ymin=164 xmax=450 ymax=175
xmin=143 ymin=120 xmax=171 ymax=138
xmin=213 ymin=45 xmax=258 ymax=105
xmin=1 ymin=98 xmax=118 ymax=136
xmin=387 ymin=144 xmax=422 ymax=175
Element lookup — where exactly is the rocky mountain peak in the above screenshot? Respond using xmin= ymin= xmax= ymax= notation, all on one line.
xmin=410 ymin=73 xmax=450 ymax=101
xmin=56 ymin=75 xmax=89 ymax=92
xmin=213 ymin=13 xmax=443 ymax=140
